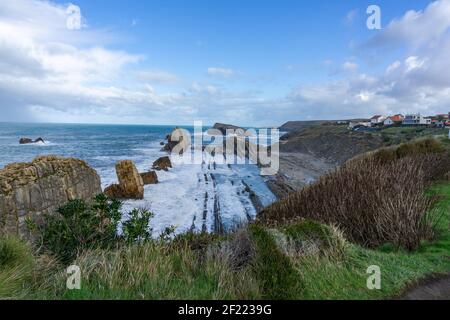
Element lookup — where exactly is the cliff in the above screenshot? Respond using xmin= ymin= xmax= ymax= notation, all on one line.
xmin=0 ymin=155 xmax=101 ymax=238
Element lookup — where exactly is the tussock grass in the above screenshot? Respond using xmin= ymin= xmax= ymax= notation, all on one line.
xmin=260 ymin=138 xmax=450 ymax=250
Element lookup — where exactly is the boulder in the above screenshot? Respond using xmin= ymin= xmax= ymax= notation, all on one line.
xmin=104 ymin=160 xmax=144 ymax=199
xmin=152 ymin=156 xmax=172 ymax=171
xmin=104 ymin=184 xmax=126 ymax=199
xmin=0 ymin=155 xmax=101 ymax=239
xmin=140 ymin=171 xmax=159 ymax=185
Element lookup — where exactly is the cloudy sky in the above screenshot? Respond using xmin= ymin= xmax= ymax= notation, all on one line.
xmin=1 ymin=0 xmax=450 ymax=126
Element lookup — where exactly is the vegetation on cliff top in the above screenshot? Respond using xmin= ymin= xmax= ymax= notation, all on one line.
xmin=1 ymin=136 xmax=450 ymax=300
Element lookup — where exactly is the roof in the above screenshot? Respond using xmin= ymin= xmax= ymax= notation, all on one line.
xmin=390 ymin=115 xmax=404 ymax=122
xmin=371 ymin=115 xmax=383 ymax=120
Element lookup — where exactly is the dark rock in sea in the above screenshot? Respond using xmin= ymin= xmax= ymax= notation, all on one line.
xmin=152 ymin=156 xmax=172 ymax=171
xmin=0 ymin=155 xmax=102 ymax=239
xmin=19 ymin=138 xmax=33 ymax=144
xmin=19 ymin=137 xmax=46 ymax=144
xmin=104 ymin=160 xmax=144 ymax=199
xmin=140 ymin=171 xmax=159 ymax=185
xmin=160 ymin=141 xmax=165 ymax=146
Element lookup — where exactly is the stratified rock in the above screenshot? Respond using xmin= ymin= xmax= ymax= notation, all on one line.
xmin=0 ymin=155 xmax=101 ymax=238
xmin=111 ymin=160 xmax=144 ymax=199
xmin=152 ymin=156 xmax=172 ymax=171
xmin=140 ymin=171 xmax=159 ymax=185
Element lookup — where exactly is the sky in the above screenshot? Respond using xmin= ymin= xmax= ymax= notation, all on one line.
xmin=1 ymin=0 xmax=450 ymax=126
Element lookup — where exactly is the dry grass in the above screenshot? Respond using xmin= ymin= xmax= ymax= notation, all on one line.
xmin=260 ymin=139 xmax=450 ymax=250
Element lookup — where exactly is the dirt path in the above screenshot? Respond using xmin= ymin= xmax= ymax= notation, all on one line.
xmin=401 ymin=275 xmax=450 ymax=300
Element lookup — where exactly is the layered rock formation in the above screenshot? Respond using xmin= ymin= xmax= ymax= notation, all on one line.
xmin=152 ymin=156 xmax=172 ymax=171
xmin=140 ymin=171 xmax=159 ymax=185
xmin=104 ymin=160 xmax=144 ymax=199
xmin=0 ymin=155 xmax=101 ymax=238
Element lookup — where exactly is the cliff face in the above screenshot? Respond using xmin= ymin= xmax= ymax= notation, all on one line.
xmin=0 ymin=155 xmax=101 ymax=238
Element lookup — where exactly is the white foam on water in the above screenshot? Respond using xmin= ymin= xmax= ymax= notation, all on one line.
xmin=100 ymin=134 xmax=277 ymax=237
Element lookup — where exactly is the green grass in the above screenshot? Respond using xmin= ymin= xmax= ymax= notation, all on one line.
xmin=292 ymin=183 xmax=450 ymax=299
xmin=377 ymin=126 xmax=447 ymax=146
xmin=1 ymin=182 xmax=449 ymax=300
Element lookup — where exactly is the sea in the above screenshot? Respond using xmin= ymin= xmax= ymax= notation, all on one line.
xmin=0 ymin=122 xmax=277 ymax=236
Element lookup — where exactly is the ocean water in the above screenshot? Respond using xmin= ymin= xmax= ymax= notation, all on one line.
xmin=0 ymin=122 xmax=277 ymax=236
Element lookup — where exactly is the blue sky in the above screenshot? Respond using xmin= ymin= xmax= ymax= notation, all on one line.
xmin=70 ymin=0 xmax=430 ymax=95
xmin=1 ymin=0 xmax=449 ymax=126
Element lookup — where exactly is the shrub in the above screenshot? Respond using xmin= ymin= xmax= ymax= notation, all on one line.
xmin=31 ymin=194 xmax=122 ymax=263
xmin=29 ymin=194 xmax=157 ymax=263
xmin=260 ymin=139 xmax=450 ymax=250
xmin=122 ymin=208 xmax=153 ymax=243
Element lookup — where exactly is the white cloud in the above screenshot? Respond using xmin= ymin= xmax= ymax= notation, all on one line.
xmin=207 ymin=67 xmax=235 ymax=77
xmin=134 ymin=70 xmax=180 ymax=84
xmin=342 ymin=61 xmax=358 ymax=72
xmin=366 ymin=0 xmax=450 ymax=49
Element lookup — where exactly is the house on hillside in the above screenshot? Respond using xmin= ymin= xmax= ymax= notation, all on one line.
xmin=370 ymin=115 xmax=386 ymax=126
xmin=383 ymin=114 xmax=404 ymax=126
xmin=403 ymin=114 xmax=431 ymax=126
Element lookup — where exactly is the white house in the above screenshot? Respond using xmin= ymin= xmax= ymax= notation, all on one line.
xmin=384 ymin=118 xmax=393 ymax=126
xmin=370 ymin=115 xmax=386 ymax=125
xmin=403 ymin=114 xmax=431 ymax=126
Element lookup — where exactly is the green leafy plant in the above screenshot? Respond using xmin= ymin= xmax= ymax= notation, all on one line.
xmin=32 ymin=194 xmax=122 ymax=263
xmin=122 ymin=208 xmax=153 ymax=243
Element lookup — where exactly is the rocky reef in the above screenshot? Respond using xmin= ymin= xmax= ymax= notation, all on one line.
xmin=0 ymin=155 xmax=101 ymax=238
xmin=19 ymin=137 xmax=45 ymax=144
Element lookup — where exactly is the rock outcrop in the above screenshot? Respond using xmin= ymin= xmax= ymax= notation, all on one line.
xmin=0 ymin=155 xmax=101 ymax=238
xmin=104 ymin=160 xmax=144 ymax=199
xmin=19 ymin=137 xmax=45 ymax=144
xmin=161 ymin=128 xmax=190 ymax=154
xmin=140 ymin=171 xmax=158 ymax=185
xmin=152 ymin=156 xmax=172 ymax=171
xmin=210 ymin=123 xmax=245 ymax=135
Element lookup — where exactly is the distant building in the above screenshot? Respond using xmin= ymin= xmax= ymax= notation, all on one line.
xmin=403 ymin=114 xmax=431 ymax=126
xmin=371 ymin=115 xmax=386 ymax=126
xmin=383 ymin=114 xmax=404 ymax=126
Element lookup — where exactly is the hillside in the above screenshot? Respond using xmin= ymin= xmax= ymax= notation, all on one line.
xmin=270 ymin=122 xmax=450 ymax=198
